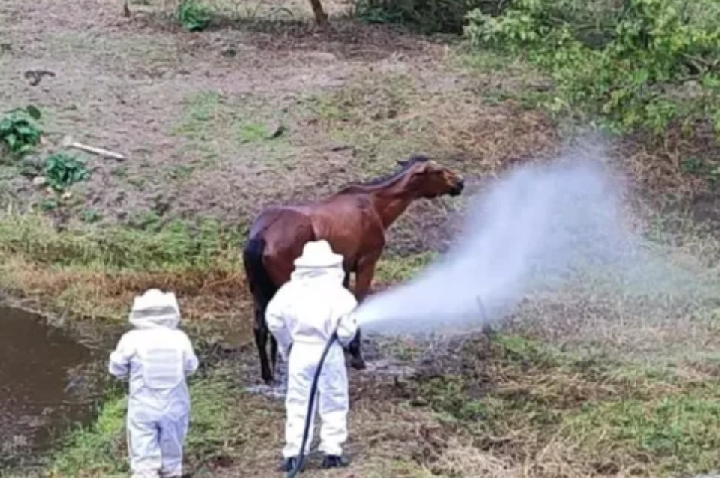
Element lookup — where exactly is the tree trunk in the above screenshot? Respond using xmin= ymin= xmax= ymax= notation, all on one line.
xmin=308 ymin=0 xmax=329 ymax=28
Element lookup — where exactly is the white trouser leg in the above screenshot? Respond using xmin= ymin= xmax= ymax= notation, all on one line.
xmin=128 ymin=414 xmax=162 ymax=478
xmin=283 ymin=345 xmax=320 ymax=459
xmin=158 ymin=412 xmax=188 ymax=477
xmin=318 ymin=347 xmax=349 ymax=456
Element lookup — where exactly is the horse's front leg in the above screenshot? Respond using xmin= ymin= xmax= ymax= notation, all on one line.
xmin=346 ymin=255 xmax=380 ymax=370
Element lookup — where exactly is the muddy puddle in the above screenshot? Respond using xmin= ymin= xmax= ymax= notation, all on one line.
xmin=0 ymin=306 xmax=102 ymax=464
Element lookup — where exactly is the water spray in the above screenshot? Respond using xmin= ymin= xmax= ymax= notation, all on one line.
xmin=287 ymin=140 xmax=712 ymax=476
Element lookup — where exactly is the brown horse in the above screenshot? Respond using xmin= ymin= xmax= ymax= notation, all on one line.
xmin=242 ymin=154 xmax=465 ymax=384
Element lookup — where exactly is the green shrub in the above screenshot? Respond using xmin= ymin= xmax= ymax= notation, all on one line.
xmin=178 ymin=0 xmax=211 ymax=32
xmin=466 ymin=0 xmax=720 ymax=135
xmin=353 ymin=0 xmax=505 ymax=34
xmin=0 ymin=106 xmax=43 ymax=158
xmin=44 ymin=152 xmax=90 ymax=192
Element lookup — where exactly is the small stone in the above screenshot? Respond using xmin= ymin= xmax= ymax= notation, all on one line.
xmin=62 ymin=191 xmax=72 ymax=199
xmin=32 ymin=176 xmax=46 ymax=187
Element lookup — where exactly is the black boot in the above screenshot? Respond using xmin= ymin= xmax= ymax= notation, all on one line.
xmin=280 ymin=456 xmax=302 ymax=473
xmin=321 ymin=455 xmax=350 ymax=469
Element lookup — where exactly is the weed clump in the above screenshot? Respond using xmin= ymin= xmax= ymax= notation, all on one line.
xmin=0 ymin=106 xmax=43 ymax=158
xmin=178 ymin=0 xmax=211 ymax=32
xmin=43 ymin=152 xmax=90 ymax=192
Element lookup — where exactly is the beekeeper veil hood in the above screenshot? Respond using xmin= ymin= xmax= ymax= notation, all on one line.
xmin=129 ymin=289 xmax=181 ymax=329
xmin=291 ymin=240 xmax=345 ymax=283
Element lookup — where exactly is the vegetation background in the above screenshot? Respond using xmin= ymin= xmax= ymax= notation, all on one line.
xmin=1 ymin=0 xmax=720 ymax=476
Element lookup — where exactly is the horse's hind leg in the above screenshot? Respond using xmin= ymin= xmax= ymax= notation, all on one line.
xmin=270 ymin=334 xmax=278 ymax=382
xmin=254 ymin=305 xmax=274 ymax=385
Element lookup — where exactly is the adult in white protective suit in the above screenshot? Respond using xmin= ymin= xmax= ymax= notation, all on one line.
xmin=266 ymin=240 xmax=359 ymax=471
xmin=108 ymin=289 xmax=199 ymax=478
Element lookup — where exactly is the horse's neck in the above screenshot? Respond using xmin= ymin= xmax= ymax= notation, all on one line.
xmin=368 ymin=189 xmax=417 ymax=229
xmin=341 ymin=173 xmax=418 ymax=229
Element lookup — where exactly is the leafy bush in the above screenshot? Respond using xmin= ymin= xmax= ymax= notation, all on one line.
xmin=353 ymin=0 xmax=505 ymax=34
xmin=178 ymin=0 xmax=211 ymax=32
xmin=466 ymin=0 xmax=720 ymax=135
xmin=43 ymin=152 xmax=90 ymax=192
xmin=0 ymin=106 xmax=43 ymax=157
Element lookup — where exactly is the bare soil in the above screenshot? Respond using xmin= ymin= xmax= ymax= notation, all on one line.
xmin=0 ymin=0 xmax=564 ymax=256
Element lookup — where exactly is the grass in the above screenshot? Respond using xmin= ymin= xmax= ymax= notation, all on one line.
xmin=45 ymin=364 xmax=282 ymax=478
xmin=0 ymin=213 xmax=249 ymax=340
xmin=410 ymin=334 xmax=720 ymax=477
xmin=307 ymin=71 xmax=439 ymax=173
xmin=375 ymin=251 xmax=437 ymax=282
xmin=171 ymin=91 xmax=293 ymax=166
xmin=4 ymin=0 xmax=720 ymax=476
xmin=0 ymin=213 xmax=242 ymax=270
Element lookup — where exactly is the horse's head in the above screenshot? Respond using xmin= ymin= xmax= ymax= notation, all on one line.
xmin=399 ymin=155 xmax=465 ymax=199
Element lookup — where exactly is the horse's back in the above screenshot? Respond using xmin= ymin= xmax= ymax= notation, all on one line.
xmin=247 ymin=206 xmax=316 ymax=286
xmin=246 ymin=195 xmax=380 ymax=284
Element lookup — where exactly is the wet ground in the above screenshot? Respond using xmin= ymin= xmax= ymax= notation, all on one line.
xmin=243 ymin=337 xmax=420 ymax=400
xmin=0 ymin=306 xmax=100 ymax=464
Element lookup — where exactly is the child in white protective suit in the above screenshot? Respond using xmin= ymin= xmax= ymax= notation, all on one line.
xmin=266 ymin=240 xmax=359 ymax=472
xmin=108 ymin=289 xmax=199 ymax=478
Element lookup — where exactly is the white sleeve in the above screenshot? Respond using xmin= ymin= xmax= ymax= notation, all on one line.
xmin=335 ymin=291 xmax=359 ymax=347
xmin=108 ymin=333 xmax=134 ymax=379
xmin=266 ymin=288 xmax=293 ymax=353
xmin=182 ymin=333 xmax=199 ymax=376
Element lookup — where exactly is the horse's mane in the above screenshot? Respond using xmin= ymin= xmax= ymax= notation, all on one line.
xmin=337 ymin=155 xmax=430 ymax=194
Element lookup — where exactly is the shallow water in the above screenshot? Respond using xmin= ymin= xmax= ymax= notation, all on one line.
xmin=0 ymin=306 xmax=97 ymax=460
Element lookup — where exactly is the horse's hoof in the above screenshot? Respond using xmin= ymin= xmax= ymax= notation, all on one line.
xmin=350 ymin=358 xmax=366 ymax=370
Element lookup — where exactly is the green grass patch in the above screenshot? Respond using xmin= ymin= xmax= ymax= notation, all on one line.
xmin=307 ymin=73 xmax=437 ymax=171
xmin=171 ymin=91 xmax=292 ymax=165
xmin=567 ymin=394 xmax=720 ymax=476
xmin=409 ymin=332 xmax=720 ymax=477
xmin=46 ymin=365 xmax=272 ymax=478
xmin=0 ymin=213 xmax=243 ymax=270
xmin=47 ymin=393 xmax=128 ymax=477
xmin=375 ymin=252 xmax=437 ymax=282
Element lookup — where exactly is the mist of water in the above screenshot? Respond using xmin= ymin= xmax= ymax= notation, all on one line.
xmin=353 ymin=140 xmax=709 ymax=336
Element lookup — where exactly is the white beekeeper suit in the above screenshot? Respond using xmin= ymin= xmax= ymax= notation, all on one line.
xmin=266 ymin=240 xmax=359 ymax=471
xmin=108 ymin=289 xmax=199 ymax=478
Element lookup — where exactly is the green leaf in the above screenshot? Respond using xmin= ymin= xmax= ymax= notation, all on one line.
xmin=5 ymin=133 xmax=17 ymax=150
xmin=25 ymin=105 xmax=41 ymax=120
xmin=16 ymin=125 xmax=37 ymax=137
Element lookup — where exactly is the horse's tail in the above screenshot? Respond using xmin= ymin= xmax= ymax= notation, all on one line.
xmin=242 ymin=236 xmax=276 ymax=310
